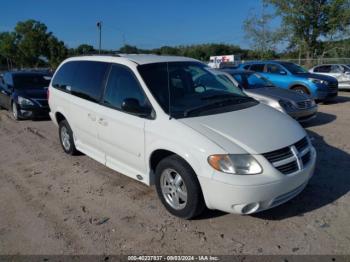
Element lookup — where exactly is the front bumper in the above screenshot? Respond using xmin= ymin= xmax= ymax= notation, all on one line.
xmin=18 ymin=105 xmax=50 ymax=119
xmin=314 ymin=83 xmax=338 ymax=101
xmin=199 ymin=147 xmax=316 ymax=214
xmin=287 ymin=105 xmax=318 ymax=122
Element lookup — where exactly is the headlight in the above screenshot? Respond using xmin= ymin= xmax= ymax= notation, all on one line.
xmin=309 ymin=78 xmax=328 ymax=85
xmin=279 ymin=99 xmax=295 ymax=111
xmin=18 ymin=96 xmax=34 ymax=106
xmin=208 ymin=154 xmax=262 ymax=175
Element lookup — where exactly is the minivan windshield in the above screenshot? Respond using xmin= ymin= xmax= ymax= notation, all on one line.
xmin=138 ymin=62 xmax=257 ymax=118
xmin=13 ymin=74 xmax=50 ymax=89
xmin=280 ymin=62 xmax=307 ymax=74
xmin=230 ymin=72 xmax=275 ymax=89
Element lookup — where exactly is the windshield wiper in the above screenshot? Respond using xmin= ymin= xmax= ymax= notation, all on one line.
xmin=183 ymin=101 xmax=227 ymax=117
xmin=201 ymin=93 xmax=249 ymax=100
xmin=183 ymin=97 xmax=253 ymax=117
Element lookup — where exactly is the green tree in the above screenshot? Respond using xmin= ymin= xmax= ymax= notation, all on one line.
xmin=0 ymin=32 xmax=18 ymax=69
xmin=243 ymin=4 xmax=283 ymax=59
xmin=47 ymin=36 xmax=68 ymax=68
xmin=74 ymin=44 xmax=95 ymax=55
xmin=119 ymin=44 xmax=139 ymax=54
xmin=266 ymin=0 xmax=350 ymax=63
xmin=14 ymin=19 xmax=52 ymax=67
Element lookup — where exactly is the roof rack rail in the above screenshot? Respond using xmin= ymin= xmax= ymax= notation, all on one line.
xmin=73 ymin=53 xmax=121 ymax=57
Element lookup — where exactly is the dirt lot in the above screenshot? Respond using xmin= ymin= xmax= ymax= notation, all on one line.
xmin=0 ymin=92 xmax=350 ymax=255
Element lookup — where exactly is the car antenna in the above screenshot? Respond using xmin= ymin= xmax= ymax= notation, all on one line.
xmin=167 ymin=62 xmax=172 ymax=120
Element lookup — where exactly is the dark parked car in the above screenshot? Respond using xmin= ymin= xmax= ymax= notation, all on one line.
xmin=0 ymin=71 xmax=51 ymax=120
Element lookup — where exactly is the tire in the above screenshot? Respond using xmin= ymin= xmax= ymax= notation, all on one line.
xmin=155 ymin=155 xmax=205 ymax=219
xmin=291 ymin=85 xmax=310 ymax=95
xmin=11 ymin=102 xmax=21 ymax=120
xmin=58 ymin=120 xmax=78 ymax=155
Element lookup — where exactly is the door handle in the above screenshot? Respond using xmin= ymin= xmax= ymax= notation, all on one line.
xmin=98 ymin=118 xmax=108 ymax=126
xmin=88 ymin=113 xmax=96 ymax=121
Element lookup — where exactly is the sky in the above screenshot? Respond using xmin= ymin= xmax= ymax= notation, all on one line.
xmin=1 ymin=0 xmax=279 ymax=50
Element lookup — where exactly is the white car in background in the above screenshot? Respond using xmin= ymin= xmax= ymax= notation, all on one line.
xmin=49 ymin=54 xmax=316 ymax=219
xmin=309 ymin=64 xmax=350 ymax=89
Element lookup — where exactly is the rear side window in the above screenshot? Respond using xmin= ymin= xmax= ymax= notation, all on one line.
xmin=52 ymin=61 xmax=77 ymax=90
xmin=314 ymin=65 xmax=331 ymax=73
xmin=249 ymin=64 xmax=264 ymax=72
xmin=72 ymin=61 xmax=109 ymax=102
xmin=52 ymin=60 xmax=109 ymax=103
xmin=103 ymin=64 xmax=148 ymax=110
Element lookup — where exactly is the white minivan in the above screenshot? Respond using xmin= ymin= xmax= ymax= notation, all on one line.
xmin=49 ymin=54 xmax=316 ymax=219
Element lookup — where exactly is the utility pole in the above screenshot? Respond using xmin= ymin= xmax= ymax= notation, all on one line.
xmin=97 ymin=21 xmax=102 ymax=54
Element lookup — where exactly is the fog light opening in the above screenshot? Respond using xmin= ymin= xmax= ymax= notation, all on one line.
xmin=241 ymin=202 xmax=260 ymax=214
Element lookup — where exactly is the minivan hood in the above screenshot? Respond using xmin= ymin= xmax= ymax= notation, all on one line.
xmin=16 ymin=87 xmax=48 ymax=99
xmin=178 ymin=103 xmax=306 ymax=154
xmin=245 ymin=87 xmax=310 ymax=102
xmin=295 ymin=72 xmax=337 ymax=82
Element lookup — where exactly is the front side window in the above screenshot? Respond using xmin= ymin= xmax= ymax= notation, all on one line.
xmin=103 ymin=65 xmax=149 ymax=110
xmin=266 ymin=64 xmax=283 ymax=74
xmin=13 ymin=74 xmax=50 ymax=89
xmin=280 ymin=62 xmax=307 ymax=74
xmin=330 ymin=65 xmax=343 ymax=73
xmin=138 ymin=62 xmax=257 ymax=118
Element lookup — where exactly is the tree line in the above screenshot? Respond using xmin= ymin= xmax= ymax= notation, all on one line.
xmin=1 ymin=0 xmax=350 ymax=70
xmin=0 ymin=19 xmax=274 ymax=70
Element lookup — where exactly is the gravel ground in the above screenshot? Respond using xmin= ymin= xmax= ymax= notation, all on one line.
xmin=0 ymin=92 xmax=349 ymax=255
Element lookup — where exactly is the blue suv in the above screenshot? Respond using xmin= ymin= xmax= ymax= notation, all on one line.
xmin=241 ymin=61 xmax=338 ymax=101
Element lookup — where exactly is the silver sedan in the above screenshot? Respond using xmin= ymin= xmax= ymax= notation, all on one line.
xmin=218 ymin=69 xmax=318 ymax=122
xmin=309 ymin=64 xmax=350 ymax=90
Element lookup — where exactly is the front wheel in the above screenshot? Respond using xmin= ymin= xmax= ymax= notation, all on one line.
xmin=59 ymin=120 xmax=78 ymax=155
xmin=291 ymin=85 xmax=310 ymax=95
xmin=11 ymin=102 xmax=21 ymax=120
xmin=155 ymin=155 xmax=205 ymax=219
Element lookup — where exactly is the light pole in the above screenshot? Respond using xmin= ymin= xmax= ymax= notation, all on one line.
xmin=97 ymin=21 xmax=102 ymax=54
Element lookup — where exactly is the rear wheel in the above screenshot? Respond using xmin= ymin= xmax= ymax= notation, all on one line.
xmin=59 ymin=120 xmax=78 ymax=155
xmin=291 ymin=85 xmax=310 ymax=95
xmin=155 ymin=155 xmax=205 ymax=219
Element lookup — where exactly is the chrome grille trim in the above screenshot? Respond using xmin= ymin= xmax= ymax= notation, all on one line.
xmin=263 ymin=136 xmax=311 ymax=175
xmin=296 ymin=100 xmax=313 ymax=109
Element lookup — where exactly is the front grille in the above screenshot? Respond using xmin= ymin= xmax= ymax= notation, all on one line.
xmin=295 ymin=137 xmax=308 ymax=152
xmin=328 ymin=82 xmax=338 ymax=91
xmin=263 ymin=136 xmax=312 ymax=175
xmin=34 ymin=99 xmax=49 ymax=107
xmin=263 ymin=147 xmax=293 ymax=163
xmin=296 ymin=100 xmax=313 ymax=109
xmin=301 ymin=151 xmax=311 ymax=166
xmin=276 ymin=161 xmax=298 ymax=175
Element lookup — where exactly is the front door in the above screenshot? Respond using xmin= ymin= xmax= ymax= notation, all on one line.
xmin=97 ymin=64 xmax=150 ymax=183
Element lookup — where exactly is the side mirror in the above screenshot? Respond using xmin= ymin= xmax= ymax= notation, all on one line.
xmin=121 ymin=98 xmax=152 ymax=117
xmin=279 ymin=70 xmax=287 ymax=75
